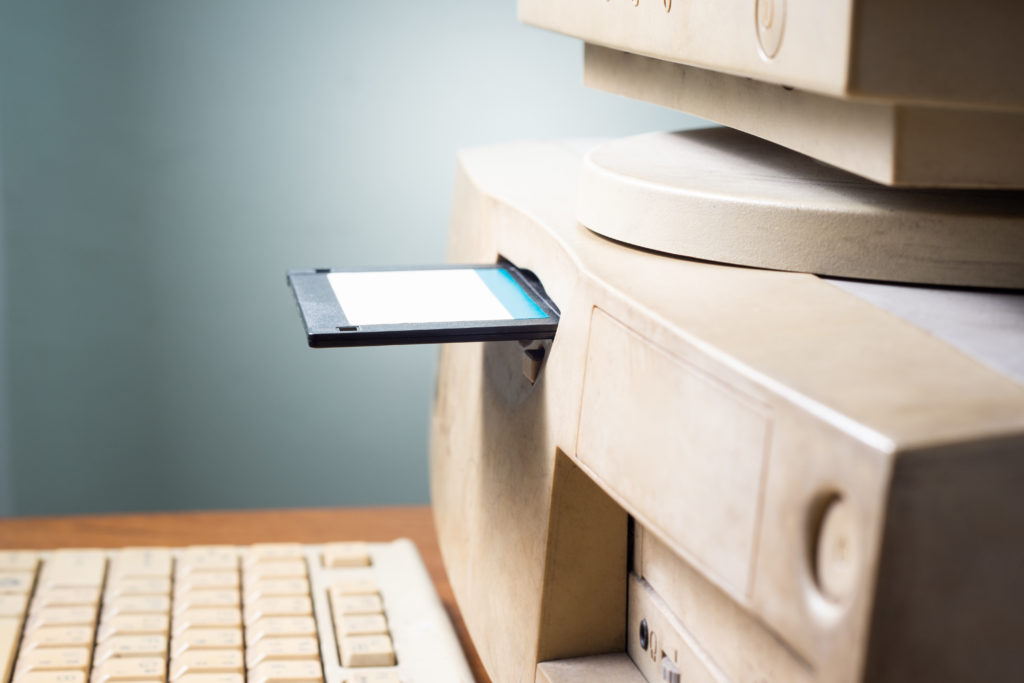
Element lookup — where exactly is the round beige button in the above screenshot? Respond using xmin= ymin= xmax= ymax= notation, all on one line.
xmin=815 ymin=496 xmax=860 ymax=603
xmin=755 ymin=0 xmax=785 ymax=58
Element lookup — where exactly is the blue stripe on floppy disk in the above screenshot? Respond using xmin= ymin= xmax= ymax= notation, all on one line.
xmin=475 ymin=268 xmax=548 ymax=320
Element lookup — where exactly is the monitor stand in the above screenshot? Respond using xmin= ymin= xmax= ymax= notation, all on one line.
xmin=578 ymin=128 xmax=1024 ymax=289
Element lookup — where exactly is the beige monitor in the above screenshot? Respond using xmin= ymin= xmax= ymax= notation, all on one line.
xmin=521 ymin=0 xmax=1024 ymax=189
xmin=519 ymin=0 xmax=1024 ymax=289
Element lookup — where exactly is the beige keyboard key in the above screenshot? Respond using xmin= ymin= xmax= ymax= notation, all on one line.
xmin=245 ymin=617 xmax=317 ymax=645
xmin=329 ymin=577 xmax=378 ymax=597
xmin=0 ymin=572 xmax=35 ymax=594
xmin=94 ymin=635 xmax=170 ymax=664
xmin=14 ymin=647 xmax=91 ymax=674
xmin=13 ymin=672 xmax=86 ymax=683
xmin=172 ymin=608 xmax=241 ymax=636
xmin=25 ymin=607 xmax=98 ymax=630
xmin=1 ymin=617 xmax=21 ymax=683
xmin=177 ymin=548 xmax=237 ymax=574
xmin=169 ymin=650 xmax=243 ymax=681
xmin=39 ymin=550 xmax=106 ymax=589
xmin=172 ymin=591 xmax=239 ymax=613
xmin=242 ymin=580 xmax=309 ymax=602
xmin=334 ymin=615 xmax=388 ymax=638
xmin=242 ymin=545 xmax=304 ymax=567
xmin=174 ymin=574 xmax=238 ymax=593
xmin=20 ymin=626 xmax=94 ymax=650
xmin=343 ymin=673 xmax=401 ymax=683
xmin=244 ymin=638 xmax=318 ymax=668
xmin=174 ymin=675 xmax=243 ymax=683
xmin=0 ymin=594 xmax=29 ymax=618
xmin=90 ymin=657 xmax=166 ymax=683
xmin=102 ymin=596 xmax=171 ymax=617
xmin=322 ymin=543 xmax=370 ymax=568
xmin=169 ymin=629 xmax=242 ymax=658
xmin=243 ymin=597 xmax=312 ymax=625
xmin=338 ymin=635 xmax=394 ymax=668
xmin=106 ymin=579 xmax=172 ymax=599
xmin=331 ymin=594 xmax=382 ymax=617
xmin=97 ymin=615 xmax=170 ymax=642
xmin=248 ymin=660 xmax=323 ymax=683
xmin=0 ymin=551 xmax=39 ymax=572
xmin=31 ymin=588 xmax=101 ymax=611
xmin=109 ymin=550 xmax=172 ymax=580
xmin=241 ymin=562 xmax=306 ymax=582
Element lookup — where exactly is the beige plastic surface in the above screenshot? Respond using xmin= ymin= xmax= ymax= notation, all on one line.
xmin=583 ymin=44 xmax=1024 ymax=189
xmin=536 ymin=654 xmax=645 ymax=683
xmin=625 ymin=573 xmax=718 ymax=683
xmin=633 ymin=523 xmax=813 ymax=682
xmin=577 ymin=128 xmax=1024 ymax=288
xmin=520 ymin=0 xmax=1024 ymax=110
xmin=430 ymin=139 xmax=1024 ymax=683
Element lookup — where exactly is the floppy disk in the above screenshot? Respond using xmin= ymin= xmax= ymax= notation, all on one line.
xmin=287 ymin=264 xmax=559 ymax=347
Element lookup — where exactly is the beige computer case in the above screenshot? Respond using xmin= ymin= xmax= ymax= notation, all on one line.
xmin=429 ymin=140 xmax=1024 ymax=683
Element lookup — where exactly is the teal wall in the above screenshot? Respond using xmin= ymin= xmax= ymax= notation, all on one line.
xmin=0 ymin=83 xmax=10 ymax=516
xmin=0 ymin=1 xmax=700 ymax=515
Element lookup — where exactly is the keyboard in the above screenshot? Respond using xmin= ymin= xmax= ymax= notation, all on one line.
xmin=0 ymin=541 xmax=474 ymax=683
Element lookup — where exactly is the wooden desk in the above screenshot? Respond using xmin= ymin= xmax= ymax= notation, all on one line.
xmin=0 ymin=505 xmax=489 ymax=682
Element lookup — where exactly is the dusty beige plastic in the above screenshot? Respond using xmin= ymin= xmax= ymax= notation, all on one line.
xmin=430 ymin=139 xmax=1024 ymax=683
xmin=520 ymin=0 xmax=1024 ymax=109
xmin=536 ymin=654 xmax=646 ymax=683
xmin=583 ymin=44 xmax=1024 ymax=189
xmin=577 ymin=128 xmax=1024 ymax=288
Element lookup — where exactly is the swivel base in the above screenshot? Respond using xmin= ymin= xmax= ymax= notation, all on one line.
xmin=578 ymin=129 xmax=1024 ymax=289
